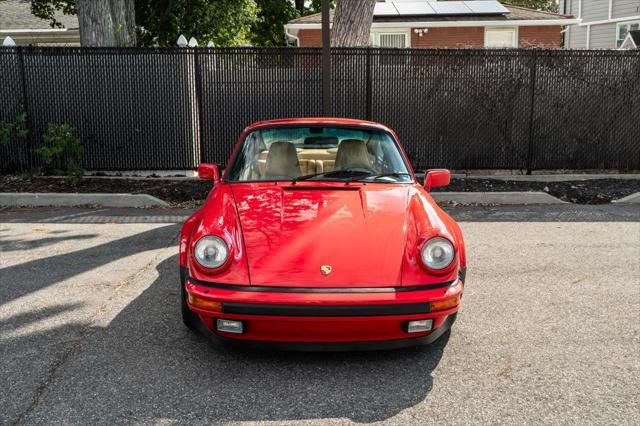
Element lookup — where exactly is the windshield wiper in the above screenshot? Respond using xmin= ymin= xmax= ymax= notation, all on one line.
xmin=292 ymin=169 xmax=370 ymax=183
xmin=347 ymin=172 xmax=412 ymax=182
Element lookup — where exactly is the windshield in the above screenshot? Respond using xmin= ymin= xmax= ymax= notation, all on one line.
xmin=226 ymin=126 xmax=412 ymax=183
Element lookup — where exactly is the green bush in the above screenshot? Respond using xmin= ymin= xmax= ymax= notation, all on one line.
xmin=0 ymin=112 xmax=28 ymax=146
xmin=35 ymin=123 xmax=84 ymax=177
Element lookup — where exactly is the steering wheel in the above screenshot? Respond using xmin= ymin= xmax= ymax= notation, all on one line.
xmin=342 ymin=164 xmax=376 ymax=173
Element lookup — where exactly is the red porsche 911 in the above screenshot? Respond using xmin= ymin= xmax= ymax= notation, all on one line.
xmin=179 ymin=118 xmax=466 ymax=350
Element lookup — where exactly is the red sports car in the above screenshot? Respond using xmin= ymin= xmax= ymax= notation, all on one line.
xmin=180 ymin=118 xmax=466 ymax=350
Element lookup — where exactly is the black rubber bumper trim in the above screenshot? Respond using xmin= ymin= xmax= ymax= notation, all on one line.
xmin=194 ymin=313 xmax=457 ymax=351
xmin=459 ymin=267 xmax=467 ymax=283
xmin=187 ymin=276 xmax=456 ymax=293
xmin=223 ymin=302 xmax=430 ymax=317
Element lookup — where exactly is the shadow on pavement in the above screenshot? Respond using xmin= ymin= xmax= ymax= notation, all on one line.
xmin=0 ymin=234 xmax=98 ymax=252
xmin=0 ymin=224 xmax=180 ymax=306
xmin=6 ymin=255 xmax=448 ymax=424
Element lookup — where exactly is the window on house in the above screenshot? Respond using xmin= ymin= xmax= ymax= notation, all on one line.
xmin=485 ymin=27 xmax=517 ymax=48
xmin=378 ymin=33 xmax=409 ymax=48
xmin=617 ymin=21 xmax=640 ymax=47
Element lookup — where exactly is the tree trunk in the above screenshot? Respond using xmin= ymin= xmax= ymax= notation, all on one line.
xmin=294 ymin=0 xmax=305 ymax=14
xmin=77 ymin=0 xmax=136 ymax=46
xmin=330 ymin=0 xmax=376 ymax=47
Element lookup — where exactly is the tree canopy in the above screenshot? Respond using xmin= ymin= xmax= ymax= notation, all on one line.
xmin=27 ymin=0 xmax=313 ymax=46
xmin=502 ymin=0 xmax=558 ymax=12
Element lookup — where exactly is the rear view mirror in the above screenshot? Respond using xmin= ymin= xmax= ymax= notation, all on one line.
xmin=423 ymin=169 xmax=450 ymax=192
xmin=197 ymin=163 xmax=220 ymax=183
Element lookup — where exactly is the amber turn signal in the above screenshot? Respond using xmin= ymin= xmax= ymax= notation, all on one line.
xmin=431 ymin=294 xmax=460 ymax=312
xmin=187 ymin=293 xmax=223 ymax=312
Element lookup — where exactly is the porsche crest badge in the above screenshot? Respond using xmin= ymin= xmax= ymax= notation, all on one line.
xmin=320 ymin=265 xmax=332 ymax=276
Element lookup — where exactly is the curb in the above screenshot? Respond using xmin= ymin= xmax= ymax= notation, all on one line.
xmin=0 ymin=193 xmax=168 ymax=208
xmin=611 ymin=192 xmax=640 ymax=204
xmin=457 ymin=174 xmax=640 ymax=182
xmin=431 ymin=191 xmax=567 ymax=205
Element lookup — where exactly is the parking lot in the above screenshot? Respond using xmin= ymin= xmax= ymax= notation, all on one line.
xmin=1 ymin=205 xmax=638 ymax=425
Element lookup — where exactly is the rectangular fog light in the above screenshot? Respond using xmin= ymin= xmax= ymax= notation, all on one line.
xmin=406 ymin=319 xmax=433 ymax=333
xmin=216 ymin=319 xmax=244 ymax=334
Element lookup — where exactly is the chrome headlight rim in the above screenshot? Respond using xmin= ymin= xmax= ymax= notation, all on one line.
xmin=420 ymin=236 xmax=455 ymax=271
xmin=193 ymin=235 xmax=230 ymax=270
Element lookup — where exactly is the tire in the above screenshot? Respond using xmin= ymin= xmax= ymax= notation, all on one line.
xmin=180 ymin=279 xmax=199 ymax=332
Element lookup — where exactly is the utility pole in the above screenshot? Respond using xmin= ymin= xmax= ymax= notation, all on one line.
xmin=322 ymin=0 xmax=332 ymax=117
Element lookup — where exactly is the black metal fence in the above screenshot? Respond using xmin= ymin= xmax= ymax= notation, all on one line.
xmin=1 ymin=47 xmax=639 ymax=172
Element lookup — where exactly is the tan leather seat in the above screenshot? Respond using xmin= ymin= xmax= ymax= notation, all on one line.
xmin=334 ymin=139 xmax=371 ymax=170
xmin=299 ymin=159 xmax=316 ymax=175
xmin=298 ymin=149 xmax=336 ymax=161
xmin=264 ymin=141 xmax=301 ymax=179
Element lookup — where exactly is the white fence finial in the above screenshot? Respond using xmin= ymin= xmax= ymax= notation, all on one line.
xmin=3 ymin=36 xmax=17 ymax=46
xmin=177 ymin=35 xmax=188 ymax=47
xmin=188 ymin=37 xmax=198 ymax=47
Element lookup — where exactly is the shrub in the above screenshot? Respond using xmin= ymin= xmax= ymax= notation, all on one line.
xmin=0 ymin=112 xmax=28 ymax=146
xmin=35 ymin=123 xmax=83 ymax=177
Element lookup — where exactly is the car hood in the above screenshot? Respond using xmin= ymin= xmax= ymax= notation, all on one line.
xmin=231 ymin=183 xmax=410 ymax=287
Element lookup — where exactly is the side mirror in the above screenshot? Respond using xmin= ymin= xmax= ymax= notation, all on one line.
xmin=423 ymin=169 xmax=450 ymax=192
xmin=197 ymin=163 xmax=220 ymax=183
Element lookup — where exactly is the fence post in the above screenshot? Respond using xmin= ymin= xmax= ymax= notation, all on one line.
xmin=526 ymin=50 xmax=538 ymax=174
xmin=16 ymin=46 xmax=33 ymax=170
xmin=193 ymin=47 xmax=205 ymax=167
xmin=321 ymin=0 xmax=332 ymax=116
xmin=365 ymin=47 xmax=372 ymax=121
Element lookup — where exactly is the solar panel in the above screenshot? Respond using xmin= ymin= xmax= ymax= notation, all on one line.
xmin=373 ymin=2 xmax=399 ymax=16
xmin=429 ymin=2 xmax=473 ymax=15
xmin=393 ymin=2 xmax=437 ymax=16
xmin=463 ymin=1 xmax=509 ymax=15
xmin=374 ymin=1 xmax=509 ymax=17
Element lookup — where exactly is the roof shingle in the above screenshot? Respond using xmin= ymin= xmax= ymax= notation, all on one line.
xmin=0 ymin=0 xmax=78 ymax=30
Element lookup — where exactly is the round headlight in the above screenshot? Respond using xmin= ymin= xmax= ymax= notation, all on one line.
xmin=194 ymin=236 xmax=229 ymax=269
xmin=421 ymin=237 xmax=455 ymax=270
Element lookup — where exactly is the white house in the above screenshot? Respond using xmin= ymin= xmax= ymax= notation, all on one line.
xmin=560 ymin=0 xmax=640 ymax=48
xmin=285 ymin=1 xmax=579 ymax=48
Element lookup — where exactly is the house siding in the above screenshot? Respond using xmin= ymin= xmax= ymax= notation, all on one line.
xmin=295 ymin=26 xmax=561 ymax=48
xmin=297 ymin=29 xmax=322 ymax=47
xmin=581 ymin=0 xmax=610 ymax=23
xmin=589 ymin=22 xmax=618 ymax=48
xmin=411 ymin=27 xmax=484 ymax=48
xmin=561 ymin=0 xmax=640 ymax=48
xmin=567 ymin=24 xmax=588 ymax=48
xmin=518 ymin=26 xmax=563 ymax=47
xmin=612 ymin=0 xmax=640 ymax=19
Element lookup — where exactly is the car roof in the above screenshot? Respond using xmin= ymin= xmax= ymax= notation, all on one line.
xmin=244 ymin=117 xmax=394 ymax=133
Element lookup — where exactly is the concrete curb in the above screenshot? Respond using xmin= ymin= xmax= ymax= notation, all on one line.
xmin=458 ymin=174 xmax=640 ymax=182
xmin=431 ymin=191 xmax=567 ymax=205
xmin=611 ymin=192 xmax=640 ymax=204
xmin=0 ymin=193 xmax=169 ymax=208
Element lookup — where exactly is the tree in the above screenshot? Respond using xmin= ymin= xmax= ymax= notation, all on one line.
xmin=252 ymin=0 xmax=298 ymax=46
xmin=331 ymin=0 xmax=376 ymax=47
xmin=28 ymin=0 xmax=136 ymax=46
xmin=135 ymin=0 xmax=259 ymax=46
xmin=28 ymin=0 xmax=259 ymax=46
xmin=76 ymin=0 xmax=136 ymax=46
xmin=502 ymin=0 xmax=556 ymax=11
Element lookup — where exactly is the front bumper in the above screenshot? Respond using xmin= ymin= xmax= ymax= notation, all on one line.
xmin=183 ymin=274 xmax=463 ymax=351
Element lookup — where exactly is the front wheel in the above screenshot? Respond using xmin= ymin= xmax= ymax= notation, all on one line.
xmin=180 ymin=280 xmax=198 ymax=331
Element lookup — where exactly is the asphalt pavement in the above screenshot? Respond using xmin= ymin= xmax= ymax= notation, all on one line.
xmin=0 ymin=205 xmax=638 ymax=425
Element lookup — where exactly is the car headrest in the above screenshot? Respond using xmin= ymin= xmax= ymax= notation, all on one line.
xmin=264 ymin=141 xmax=301 ymax=179
xmin=335 ymin=139 xmax=370 ymax=170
